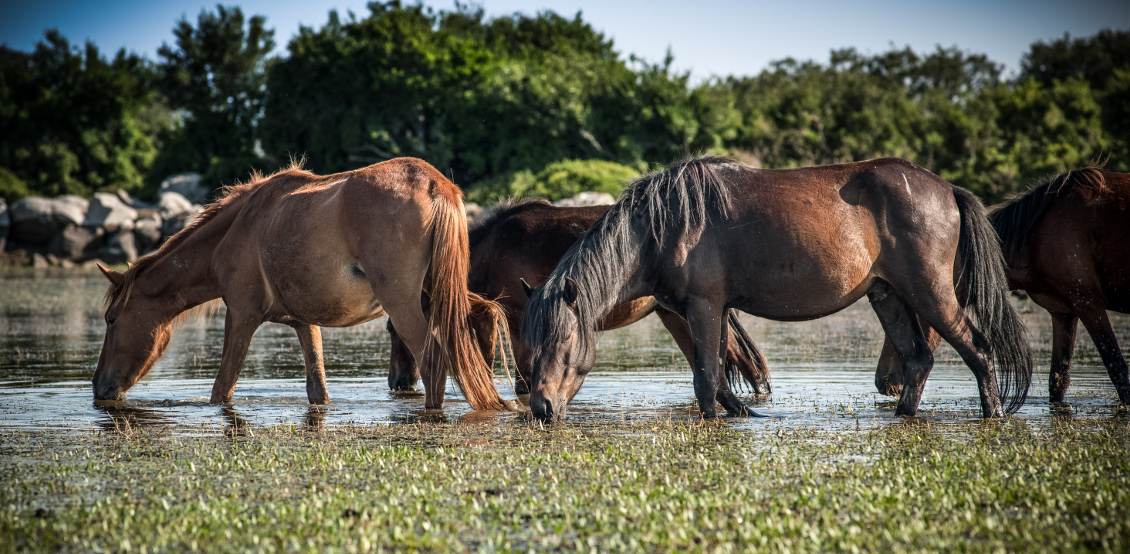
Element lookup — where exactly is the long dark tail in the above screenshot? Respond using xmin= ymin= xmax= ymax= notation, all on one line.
xmin=723 ymin=310 xmax=772 ymax=394
xmin=952 ymin=186 xmax=1033 ymax=414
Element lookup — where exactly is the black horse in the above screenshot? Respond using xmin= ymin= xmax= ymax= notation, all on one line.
xmin=523 ymin=156 xmax=1032 ymax=420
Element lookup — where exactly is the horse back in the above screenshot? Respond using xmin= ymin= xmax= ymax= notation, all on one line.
xmin=1014 ymin=170 xmax=1130 ymax=311
xmin=469 ymin=202 xmax=610 ymax=306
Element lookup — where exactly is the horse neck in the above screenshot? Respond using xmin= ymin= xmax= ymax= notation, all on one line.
xmin=569 ymin=218 xmax=648 ymax=323
xmin=132 ymin=211 xmax=231 ymax=318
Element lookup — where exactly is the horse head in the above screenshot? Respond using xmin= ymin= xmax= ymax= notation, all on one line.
xmin=92 ymin=264 xmax=175 ymax=402
xmin=522 ymin=276 xmax=596 ymax=421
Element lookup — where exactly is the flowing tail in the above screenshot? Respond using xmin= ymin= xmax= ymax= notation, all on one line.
xmin=425 ymin=193 xmax=512 ymax=411
xmin=952 ymin=186 xmax=1033 ymax=414
xmin=723 ymin=310 xmax=772 ymax=394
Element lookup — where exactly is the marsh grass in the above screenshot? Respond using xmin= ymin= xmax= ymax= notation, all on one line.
xmin=2 ymin=418 xmax=1128 ymax=552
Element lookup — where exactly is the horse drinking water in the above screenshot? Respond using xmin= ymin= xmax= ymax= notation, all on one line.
xmin=523 ymin=156 xmax=1032 ymax=420
xmin=386 ymin=199 xmax=771 ymax=399
xmin=93 ymin=158 xmax=509 ymax=411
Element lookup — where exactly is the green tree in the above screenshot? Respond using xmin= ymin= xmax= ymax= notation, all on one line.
xmin=0 ymin=31 xmax=169 ymax=197
xmin=153 ymin=5 xmax=276 ymax=189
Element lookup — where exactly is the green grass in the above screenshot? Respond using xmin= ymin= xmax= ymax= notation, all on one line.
xmin=2 ymin=418 xmax=1128 ymax=552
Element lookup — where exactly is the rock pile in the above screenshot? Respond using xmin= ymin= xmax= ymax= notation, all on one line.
xmin=1 ymin=177 xmax=206 ymax=267
xmin=1 ymin=186 xmax=611 ymax=267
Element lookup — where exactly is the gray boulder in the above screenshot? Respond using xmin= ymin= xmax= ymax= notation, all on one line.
xmin=98 ymin=229 xmax=138 ymax=264
xmin=9 ymin=196 xmax=89 ymax=244
xmin=161 ymin=210 xmax=202 ymax=239
xmin=464 ymin=202 xmax=483 ymax=223
xmin=84 ymin=192 xmax=138 ymax=231
xmin=116 ymin=189 xmax=156 ymax=210
xmin=48 ymin=224 xmax=104 ymax=260
xmin=159 ymin=173 xmax=210 ymax=204
xmin=553 ymin=191 xmax=616 ymax=207
xmin=133 ymin=214 xmax=164 ymax=254
xmin=158 ymin=191 xmax=195 ymax=218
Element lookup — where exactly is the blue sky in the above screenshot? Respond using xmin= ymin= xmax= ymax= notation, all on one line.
xmin=1 ymin=1 xmax=1127 ymax=79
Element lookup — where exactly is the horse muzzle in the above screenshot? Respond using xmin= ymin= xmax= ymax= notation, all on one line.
xmin=530 ymin=393 xmax=567 ymax=421
xmin=92 ymin=378 xmax=127 ymax=402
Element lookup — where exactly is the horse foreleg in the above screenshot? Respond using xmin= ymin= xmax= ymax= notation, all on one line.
xmin=685 ymin=301 xmax=725 ymax=419
xmin=507 ymin=317 xmax=533 ymax=395
xmin=1048 ymin=312 xmax=1079 ymax=403
xmin=656 ymin=308 xmax=763 ymax=416
xmin=293 ymin=324 xmax=328 ymax=405
xmin=386 ymin=321 xmax=421 ymax=391
xmin=1075 ymin=305 xmax=1130 ymax=405
xmin=210 ymin=310 xmax=261 ymax=404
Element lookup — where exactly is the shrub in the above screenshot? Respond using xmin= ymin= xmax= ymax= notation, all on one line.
xmin=0 ymin=167 xmax=30 ymax=201
xmin=467 ymin=158 xmax=640 ymax=204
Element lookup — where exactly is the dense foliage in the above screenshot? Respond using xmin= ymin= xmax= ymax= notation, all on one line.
xmin=0 ymin=2 xmax=1125 ymax=203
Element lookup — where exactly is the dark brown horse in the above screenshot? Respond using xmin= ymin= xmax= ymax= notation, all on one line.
xmin=93 ymin=158 xmax=510 ymax=411
xmin=386 ymin=200 xmax=771 ymax=401
xmin=875 ymin=167 xmax=1130 ymax=405
xmin=523 ymin=156 xmax=1032 ymax=420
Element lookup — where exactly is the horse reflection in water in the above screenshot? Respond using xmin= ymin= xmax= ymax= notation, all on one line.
xmin=523 ymin=156 xmax=1032 ymax=421
xmin=92 ymin=157 xmax=510 ymax=412
xmin=876 ymin=166 xmax=1130 ymax=405
xmin=386 ymin=200 xmax=771 ymax=405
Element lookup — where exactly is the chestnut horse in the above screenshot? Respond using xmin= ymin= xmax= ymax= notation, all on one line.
xmin=93 ymin=158 xmax=509 ymax=411
xmin=523 ymin=156 xmax=1032 ymax=420
xmin=875 ymin=167 xmax=1130 ymax=405
xmin=386 ymin=200 xmax=771 ymax=401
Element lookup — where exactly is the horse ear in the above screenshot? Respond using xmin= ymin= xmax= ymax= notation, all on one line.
xmin=563 ymin=277 xmax=579 ymax=309
xmin=97 ymin=263 xmax=124 ymax=287
xmin=519 ymin=278 xmax=534 ymax=298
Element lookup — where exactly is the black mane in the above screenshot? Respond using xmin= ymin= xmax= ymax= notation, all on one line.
xmin=522 ymin=156 xmax=737 ymax=361
xmin=989 ymin=166 xmax=1106 ymax=261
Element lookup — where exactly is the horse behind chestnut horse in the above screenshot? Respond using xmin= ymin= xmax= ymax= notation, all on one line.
xmin=92 ymin=157 xmax=510 ymax=411
xmin=875 ymin=167 xmax=1130 ymax=405
xmin=523 ymin=156 xmax=1033 ymax=421
xmin=386 ymin=200 xmax=771 ymax=404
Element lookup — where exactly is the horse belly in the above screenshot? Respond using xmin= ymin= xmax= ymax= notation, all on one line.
xmin=720 ymin=218 xmax=875 ymax=321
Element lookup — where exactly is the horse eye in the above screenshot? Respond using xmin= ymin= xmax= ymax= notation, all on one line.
xmin=106 ymin=317 xmax=116 ymax=326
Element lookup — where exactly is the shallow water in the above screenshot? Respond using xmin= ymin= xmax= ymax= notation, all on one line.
xmin=1 ymin=267 xmax=1125 ymax=433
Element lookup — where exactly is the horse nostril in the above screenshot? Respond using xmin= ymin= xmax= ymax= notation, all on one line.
xmin=532 ymin=396 xmax=553 ymax=420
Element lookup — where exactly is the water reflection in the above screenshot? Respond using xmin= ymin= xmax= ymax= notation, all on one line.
xmin=94 ymin=403 xmax=177 ymax=433
xmin=1 ymin=268 xmax=1128 ymax=433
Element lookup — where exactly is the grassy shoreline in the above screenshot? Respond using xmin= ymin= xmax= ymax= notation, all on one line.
xmin=2 ymin=418 xmax=1128 ymax=552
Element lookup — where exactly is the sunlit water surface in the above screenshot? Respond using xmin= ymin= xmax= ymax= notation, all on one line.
xmin=1 ymin=268 xmax=1125 ymax=434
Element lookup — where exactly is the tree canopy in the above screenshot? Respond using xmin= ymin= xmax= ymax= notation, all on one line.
xmin=0 ymin=3 xmax=1125 ymax=205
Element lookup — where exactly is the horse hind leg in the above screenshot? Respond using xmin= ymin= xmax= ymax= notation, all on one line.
xmin=1048 ymin=312 xmax=1079 ymax=403
xmin=293 ymin=324 xmax=328 ymax=405
xmin=381 ymin=298 xmax=443 ymax=409
xmin=876 ymin=317 xmax=943 ymax=396
xmin=867 ymin=281 xmax=936 ymax=416
xmin=896 ymin=283 xmax=1004 ymax=418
